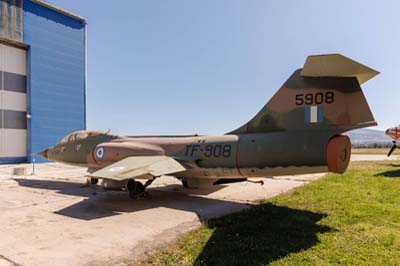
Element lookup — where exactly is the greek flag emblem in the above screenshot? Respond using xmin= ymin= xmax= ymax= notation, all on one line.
xmin=305 ymin=105 xmax=324 ymax=123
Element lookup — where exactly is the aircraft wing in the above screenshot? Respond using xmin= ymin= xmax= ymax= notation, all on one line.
xmin=89 ymin=156 xmax=186 ymax=181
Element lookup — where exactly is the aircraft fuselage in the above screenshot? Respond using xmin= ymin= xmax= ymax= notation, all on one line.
xmin=42 ymin=130 xmax=341 ymax=180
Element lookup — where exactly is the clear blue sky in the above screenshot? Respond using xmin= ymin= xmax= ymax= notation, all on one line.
xmin=50 ymin=0 xmax=400 ymax=135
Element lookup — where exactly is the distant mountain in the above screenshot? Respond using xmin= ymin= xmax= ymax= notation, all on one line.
xmin=346 ymin=128 xmax=392 ymax=148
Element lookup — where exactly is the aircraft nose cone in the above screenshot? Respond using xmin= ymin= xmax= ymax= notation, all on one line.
xmin=37 ymin=149 xmax=49 ymax=159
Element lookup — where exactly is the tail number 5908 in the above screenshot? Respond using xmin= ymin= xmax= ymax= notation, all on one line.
xmin=295 ymin=92 xmax=334 ymax=106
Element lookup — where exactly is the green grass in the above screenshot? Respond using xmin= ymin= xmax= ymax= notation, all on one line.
xmin=142 ymin=161 xmax=400 ymax=266
xmin=352 ymin=148 xmax=398 ymax=155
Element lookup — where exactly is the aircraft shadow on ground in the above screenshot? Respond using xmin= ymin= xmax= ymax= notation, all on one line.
xmin=374 ymin=163 xmax=400 ymax=178
xmin=375 ymin=170 xmax=400 ymax=178
xmin=13 ymin=179 xmax=332 ymax=264
xmin=13 ymin=178 xmax=247 ymax=221
xmin=193 ymin=203 xmax=332 ymax=266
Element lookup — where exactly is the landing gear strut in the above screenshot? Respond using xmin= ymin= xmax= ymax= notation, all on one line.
xmin=85 ymin=176 xmax=99 ymax=185
xmin=126 ymin=178 xmax=155 ymax=199
xmin=127 ymin=180 xmax=145 ymax=199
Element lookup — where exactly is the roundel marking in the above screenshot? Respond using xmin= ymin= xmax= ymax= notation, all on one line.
xmin=95 ymin=147 xmax=105 ymax=160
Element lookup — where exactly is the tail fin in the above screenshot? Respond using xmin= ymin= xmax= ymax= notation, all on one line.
xmin=230 ymin=54 xmax=378 ymax=134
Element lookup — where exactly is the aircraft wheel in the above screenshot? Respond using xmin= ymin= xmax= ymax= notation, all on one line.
xmin=181 ymin=178 xmax=190 ymax=188
xmin=90 ymin=177 xmax=99 ymax=185
xmin=127 ymin=179 xmax=145 ymax=199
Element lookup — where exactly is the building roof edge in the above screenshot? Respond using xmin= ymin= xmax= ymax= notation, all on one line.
xmin=30 ymin=0 xmax=86 ymax=23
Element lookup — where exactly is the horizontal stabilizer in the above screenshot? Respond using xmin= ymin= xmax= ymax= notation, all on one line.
xmin=300 ymin=54 xmax=379 ymax=84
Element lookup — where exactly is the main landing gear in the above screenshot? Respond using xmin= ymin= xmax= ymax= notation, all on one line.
xmin=126 ymin=178 xmax=155 ymax=199
xmin=85 ymin=176 xmax=99 ymax=186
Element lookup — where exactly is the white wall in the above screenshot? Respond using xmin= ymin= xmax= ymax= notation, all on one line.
xmin=0 ymin=43 xmax=27 ymax=158
xmin=0 ymin=44 xmax=26 ymax=75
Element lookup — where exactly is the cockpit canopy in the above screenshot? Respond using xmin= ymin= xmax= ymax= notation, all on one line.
xmin=59 ymin=130 xmax=117 ymax=144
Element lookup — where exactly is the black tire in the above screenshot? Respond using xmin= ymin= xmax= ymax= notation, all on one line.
xmin=181 ymin=178 xmax=190 ymax=189
xmin=90 ymin=178 xmax=99 ymax=185
xmin=127 ymin=180 xmax=145 ymax=199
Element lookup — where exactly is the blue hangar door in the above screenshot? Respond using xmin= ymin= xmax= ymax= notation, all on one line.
xmin=0 ymin=43 xmax=27 ymax=163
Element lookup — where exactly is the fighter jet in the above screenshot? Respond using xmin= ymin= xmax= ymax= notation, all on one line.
xmin=38 ymin=54 xmax=379 ymax=199
xmin=386 ymin=126 xmax=400 ymax=157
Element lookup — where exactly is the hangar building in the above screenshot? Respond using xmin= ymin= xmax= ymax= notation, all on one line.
xmin=0 ymin=0 xmax=86 ymax=163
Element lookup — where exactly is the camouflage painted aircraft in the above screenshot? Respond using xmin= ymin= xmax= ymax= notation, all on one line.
xmin=386 ymin=126 xmax=400 ymax=156
xmin=38 ymin=54 xmax=379 ymax=199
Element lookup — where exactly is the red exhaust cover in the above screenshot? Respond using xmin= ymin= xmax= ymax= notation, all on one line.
xmin=327 ymin=135 xmax=351 ymax=174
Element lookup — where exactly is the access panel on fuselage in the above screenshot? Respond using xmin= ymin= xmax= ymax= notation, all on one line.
xmin=0 ymin=43 xmax=27 ymax=163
